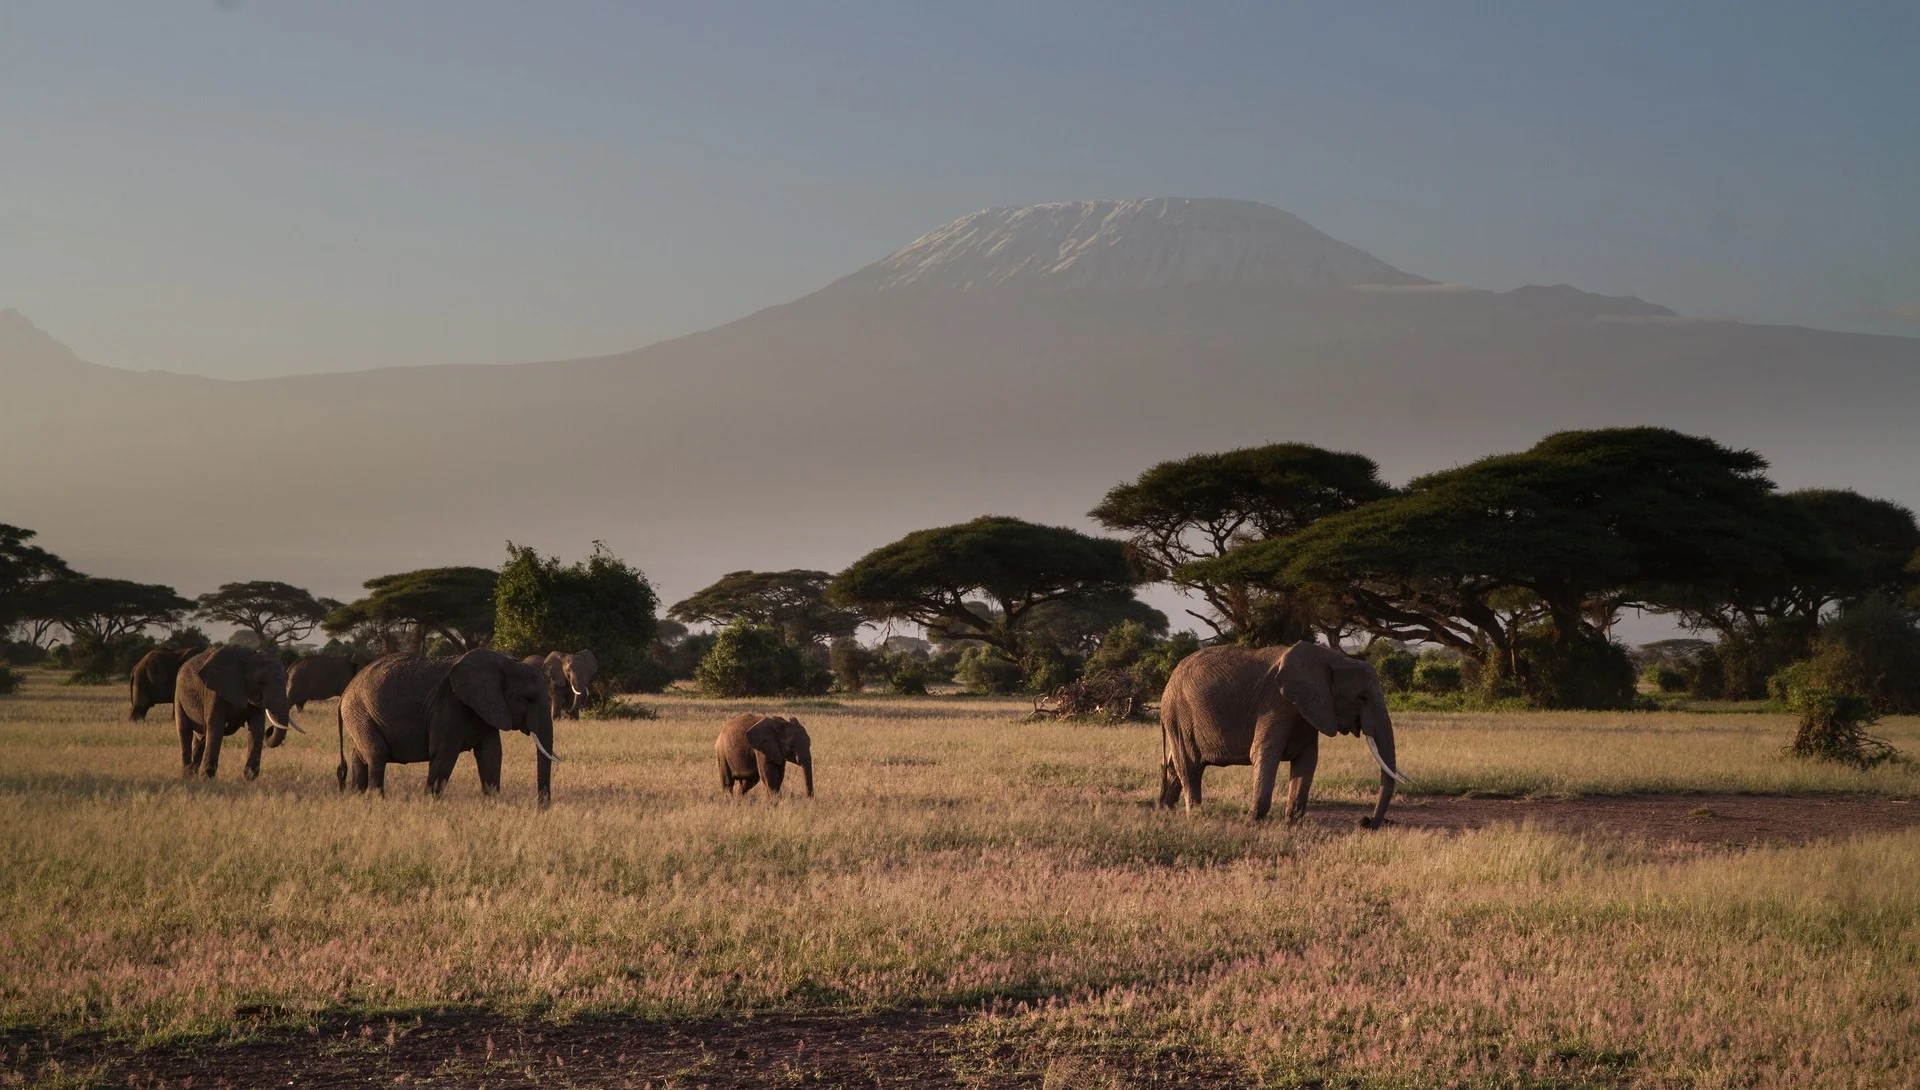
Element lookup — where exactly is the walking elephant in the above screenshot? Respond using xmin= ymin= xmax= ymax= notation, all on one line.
xmin=538 ymin=650 xmax=598 ymax=719
xmin=129 ymin=646 xmax=199 ymax=721
xmin=1158 ymin=642 xmax=1409 ymax=827
xmin=174 ymin=646 xmax=302 ymax=780
xmin=286 ymin=653 xmax=365 ymax=710
xmin=715 ymin=713 xmax=813 ymax=797
xmin=338 ymin=649 xmax=560 ymax=805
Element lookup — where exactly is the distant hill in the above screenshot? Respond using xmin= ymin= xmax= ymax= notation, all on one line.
xmin=3 ymin=199 xmax=1916 ymax=607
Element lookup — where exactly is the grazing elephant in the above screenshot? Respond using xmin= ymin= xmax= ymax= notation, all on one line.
xmin=715 ymin=713 xmax=814 ymax=797
xmin=129 ymin=646 xmax=199 ymax=721
xmin=1159 ymin=642 xmax=1409 ymax=827
xmin=174 ymin=646 xmax=302 ymax=780
xmin=286 ymin=653 xmax=366 ymax=710
xmin=338 ymin=649 xmax=560 ymax=805
xmin=539 ymin=650 xmax=598 ymax=719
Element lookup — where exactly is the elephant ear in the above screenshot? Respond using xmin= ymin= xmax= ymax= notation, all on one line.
xmin=1276 ymin=642 xmax=1342 ymax=737
xmin=543 ymin=651 xmax=568 ymax=686
xmin=451 ymin=651 xmax=514 ymax=733
xmin=194 ymin=649 xmax=251 ymax=710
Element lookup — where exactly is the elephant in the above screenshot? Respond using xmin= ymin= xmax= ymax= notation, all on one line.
xmin=533 ymin=650 xmax=598 ymax=719
xmin=715 ymin=713 xmax=813 ymax=797
xmin=174 ymin=646 xmax=302 ymax=780
xmin=338 ymin=648 xmax=560 ymax=805
xmin=128 ymin=646 xmax=199 ymax=721
xmin=286 ymin=653 xmax=366 ymax=710
xmin=1158 ymin=641 xmax=1410 ymax=827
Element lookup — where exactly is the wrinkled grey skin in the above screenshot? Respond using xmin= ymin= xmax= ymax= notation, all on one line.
xmin=129 ymin=646 xmax=198 ymax=721
xmin=540 ymin=650 xmax=598 ymax=719
xmin=715 ymin=713 xmax=814 ymax=797
xmin=1158 ymin=642 xmax=1406 ymax=827
xmin=174 ymin=646 xmax=299 ymax=780
xmin=339 ymin=649 xmax=558 ymax=806
xmin=285 ymin=653 xmax=367 ymax=710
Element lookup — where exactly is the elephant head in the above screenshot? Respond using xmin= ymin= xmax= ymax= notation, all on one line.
xmin=764 ymin=715 xmax=814 ymax=797
xmin=197 ymin=648 xmax=301 ymax=746
xmin=1275 ymin=641 xmax=1407 ymax=828
xmin=451 ymin=649 xmax=561 ymax=804
xmin=543 ymin=650 xmax=599 ymax=718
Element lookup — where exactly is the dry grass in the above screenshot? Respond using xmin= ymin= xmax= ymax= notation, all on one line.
xmin=2 ymin=668 xmax=1917 ymax=1088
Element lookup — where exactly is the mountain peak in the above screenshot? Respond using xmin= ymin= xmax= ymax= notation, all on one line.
xmin=834 ymin=198 xmax=1430 ymax=295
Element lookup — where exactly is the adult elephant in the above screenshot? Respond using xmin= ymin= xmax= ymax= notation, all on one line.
xmin=715 ymin=713 xmax=814 ymax=797
xmin=539 ymin=650 xmax=598 ymax=719
xmin=339 ymin=649 xmax=560 ymax=805
xmin=174 ymin=646 xmax=302 ymax=780
xmin=1158 ymin=642 xmax=1409 ymax=827
xmin=286 ymin=653 xmax=365 ymax=710
xmin=128 ymin=646 xmax=199 ymax=721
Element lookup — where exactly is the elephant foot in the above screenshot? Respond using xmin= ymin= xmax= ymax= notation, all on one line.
xmin=244 ymin=767 xmax=259 ymax=781
xmin=537 ymin=792 xmax=552 ymax=810
xmin=1357 ymin=816 xmax=1391 ymax=829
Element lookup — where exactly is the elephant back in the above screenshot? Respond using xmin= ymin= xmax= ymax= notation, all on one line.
xmin=1162 ymin=645 xmax=1290 ymax=764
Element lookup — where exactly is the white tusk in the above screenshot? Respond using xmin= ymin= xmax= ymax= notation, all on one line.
xmin=272 ymin=716 xmax=307 ymax=735
xmin=570 ymin=686 xmax=584 ymax=696
xmin=1365 ymin=734 xmax=1413 ymax=786
xmin=532 ymin=735 xmax=564 ymax=763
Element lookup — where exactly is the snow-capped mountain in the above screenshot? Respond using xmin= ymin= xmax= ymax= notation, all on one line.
xmin=833 ymin=198 xmax=1430 ymax=294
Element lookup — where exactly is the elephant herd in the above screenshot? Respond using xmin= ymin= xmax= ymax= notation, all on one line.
xmin=126 ymin=640 xmax=1405 ymax=825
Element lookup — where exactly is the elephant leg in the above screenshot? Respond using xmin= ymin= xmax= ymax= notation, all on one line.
xmin=200 ymin=718 xmax=226 ymax=779
xmin=1180 ymin=762 xmax=1204 ymax=812
xmin=755 ymin=750 xmax=781 ymax=796
xmin=1158 ymin=761 xmax=1182 ymax=809
xmin=178 ymin=713 xmax=199 ymax=776
xmin=475 ymin=733 xmax=502 ymax=796
xmin=350 ymin=754 xmax=371 ymax=794
xmin=1249 ymin=727 xmax=1286 ymax=821
xmin=242 ymin=710 xmax=267 ymax=781
xmin=426 ymin=747 xmax=461 ymax=797
xmin=1285 ymin=743 xmax=1319 ymax=825
xmin=718 ymin=755 xmax=735 ymax=794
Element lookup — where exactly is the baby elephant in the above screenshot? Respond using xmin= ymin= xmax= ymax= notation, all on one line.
xmin=715 ymin=713 xmax=813 ymax=797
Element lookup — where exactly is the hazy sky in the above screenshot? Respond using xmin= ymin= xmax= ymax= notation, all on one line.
xmin=5 ymin=1 xmax=1917 ymax=379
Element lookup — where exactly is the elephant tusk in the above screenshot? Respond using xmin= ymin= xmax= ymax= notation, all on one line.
xmin=272 ymin=715 xmax=307 ymax=735
xmin=1365 ymin=734 xmax=1413 ymax=786
xmin=570 ymin=686 xmax=584 ymax=696
xmin=532 ymin=735 xmax=564 ymax=763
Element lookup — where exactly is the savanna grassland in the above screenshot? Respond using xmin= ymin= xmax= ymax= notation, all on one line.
xmin=3 ymin=669 xmax=1918 ymax=1088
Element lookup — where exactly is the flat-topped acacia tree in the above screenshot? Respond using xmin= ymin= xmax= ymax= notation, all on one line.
xmin=827 ymin=515 xmax=1135 ymax=658
xmin=195 ymin=581 xmax=341 ymax=651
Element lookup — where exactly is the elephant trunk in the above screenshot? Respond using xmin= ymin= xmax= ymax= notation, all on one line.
xmin=796 ymin=746 xmax=814 ymax=798
xmin=264 ymin=684 xmax=300 ymax=748
xmin=1359 ymin=717 xmax=1404 ymax=829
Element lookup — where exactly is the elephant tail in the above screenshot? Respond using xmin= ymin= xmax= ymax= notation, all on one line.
xmin=334 ymin=703 xmax=347 ymax=792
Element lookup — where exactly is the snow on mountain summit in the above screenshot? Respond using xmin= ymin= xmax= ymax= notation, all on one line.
xmin=836 ymin=198 xmax=1429 ymax=294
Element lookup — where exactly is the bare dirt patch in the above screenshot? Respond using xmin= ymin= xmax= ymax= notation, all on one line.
xmin=1 ymin=1010 xmax=1237 ymax=1089
xmin=1307 ymin=792 xmax=1919 ymax=849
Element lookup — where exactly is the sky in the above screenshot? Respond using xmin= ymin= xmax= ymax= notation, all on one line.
xmin=4 ymin=1 xmax=1918 ymax=379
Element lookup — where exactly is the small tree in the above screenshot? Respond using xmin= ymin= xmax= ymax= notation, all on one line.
xmin=326 ymin=567 xmax=499 ymax=653
xmin=669 ymin=570 xmax=864 ymax=646
xmin=0 ymin=524 xmax=76 ymax=641
xmin=694 ymin=620 xmax=829 ymax=697
xmin=40 ymin=577 xmax=193 ymax=684
xmin=494 ymin=542 xmax=659 ymax=692
xmin=195 ymin=581 xmax=340 ymax=650
xmin=829 ymin=636 xmax=876 ymax=693
xmin=829 ymin=516 xmax=1135 ymax=662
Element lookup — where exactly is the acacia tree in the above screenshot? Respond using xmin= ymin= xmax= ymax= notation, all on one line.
xmin=1196 ymin=429 xmax=1798 ymax=706
xmin=324 ymin=567 xmax=499 ymax=653
xmin=0 ymin=524 xmax=77 ymax=643
xmin=195 ymin=581 xmax=341 ymax=650
xmin=1091 ymin=443 xmax=1390 ymax=642
xmin=668 ymin=570 xmax=863 ymax=646
xmin=49 ymin=577 xmax=196 ymax=643
xmin=828 ymin=516 xmax=1134 ymax=658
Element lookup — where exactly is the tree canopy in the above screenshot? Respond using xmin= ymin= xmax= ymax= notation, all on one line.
xmin=0 ymin=524 xmax=77 ymax=639
xmin=1193 ymin=428 xmax=1796 ymax=673
xmin=324 ymin=566 xmax=499 ymax=653
xmin=668 ymin=570 xmax=863 ymax=645
xmin=43 ymin=577 xmax=195 ymax=643
xmin=195 ymin=581 xmax=341 ymax=649
xmin=1090 ymin=443 xmax=1389 ymax=640
xmin=494 ymin=542 xmax=658 ymax=689
xmin=829 ymin=516 xmax=1135 ymax=656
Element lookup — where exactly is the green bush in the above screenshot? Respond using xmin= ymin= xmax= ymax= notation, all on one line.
xmin=1639 ymin=664 xmax=1688 ymax=693
xmin=1694 ymin=620 xmax=1813 ymax=700
xmin=1364 ymin=642 xmax=1417 ymax=693
xmin=693 ymin=620 xmax=830 ymax=697
xmin=1512 ymin=627 xmax=1637 ymax=710
xmin=1799 ymin=595 xmax=1920 ymax=715
xmin=2 ymin=640 xmax=47 ymax=666
xmin=1769 ymin=660 xmax=1897 ymax=768
xmin=1412 ymin=650 xmax=1463 ymax=694
xmin=829 ymin=637 xmax=876 ymax=693
xmin=1084 ymin=621 xmax=1201 ymax=698
xmin=955 ymin=646 xmax=1021 ymax=695
xmin=879 ymin=651 xmax=930 ymax=695
xmin=1019 ymin=641 xmax=1082 ymax=694
xmin=495 ymin=542 xmax=659 ymax=699
xmin=65 ymin=632 xmax=157 ymax=685
xmin=0 ymin=664 xmax=21 ymax=697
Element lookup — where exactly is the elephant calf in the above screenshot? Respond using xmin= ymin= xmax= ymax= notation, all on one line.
xmin=715 ymin=713 xmax=813 ymax=797
xmin=1159 ymin=642 xmax=1410 ymax=827
xmin=340 ymin=649 xmax=560 ymax=805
